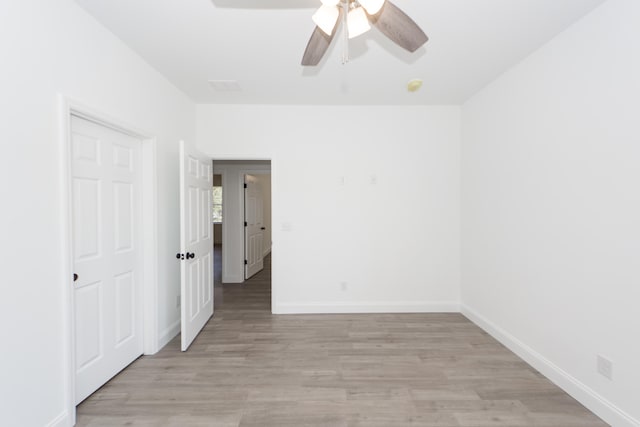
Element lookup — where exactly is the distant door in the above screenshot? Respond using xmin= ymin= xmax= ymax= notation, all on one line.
xmin=71 ymin=116 xmax=143 ymax=404
xmin=244 ymin=174 xmax=264 ymax=279
xmin=179 ymin=141 xmax=213 ymax=351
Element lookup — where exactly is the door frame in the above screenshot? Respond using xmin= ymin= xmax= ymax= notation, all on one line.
xmin=212 ymin=160 xmax=273 ymax=307
xmin=58 ymin=95 xmax=159 ymax=424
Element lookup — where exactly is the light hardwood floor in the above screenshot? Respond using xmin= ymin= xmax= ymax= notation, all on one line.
xmin=76 ymin=251 xmax=607 ymax=426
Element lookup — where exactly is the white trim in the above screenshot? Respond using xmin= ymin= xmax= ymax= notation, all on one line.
xmin=273 ymin=301 xmax=460 ymax=314
xmin=45 ymin=410 xmax=69 ymax=427
xmin=270 ymin=159 xmax=277 ymax=313
xmin=461 ymin=304 xmax=639 ymax=427
xmin=58 ymin=95 xmax=76 ymax=427
xmin=141 ymin=140 xmax=159 ymax=355
xmin=59 ymin=95 xmax=160 ymax=423
xmin=158 ymin=319 xmax=181 ymax=349
xmin=263 ymin=246 xmax=272 ymax=257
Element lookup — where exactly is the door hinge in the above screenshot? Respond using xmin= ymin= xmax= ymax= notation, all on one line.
xmin=244 ymin=260 xmax=248 ymax=265
xmin=244 ymin=221 xmax=248 ymax=227
xmin=244 ymin=183 xmax=247 ymax=189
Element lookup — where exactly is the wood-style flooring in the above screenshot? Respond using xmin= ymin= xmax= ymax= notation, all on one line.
xmin=76 ymin=249 xmax=607 ymax=426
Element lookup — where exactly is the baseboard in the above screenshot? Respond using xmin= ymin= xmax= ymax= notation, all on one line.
xmin=263 ymin=247 xmax=271 ymax=257
xmin=46 ymin=410 xmax=70 ymax=427
xmin=158 ymin=319 xmax=180 ymax=350
xmin=461 ymin=304 xmax=639 ymax=427
xmin=273 ymin=301 xmax=460 ymax=314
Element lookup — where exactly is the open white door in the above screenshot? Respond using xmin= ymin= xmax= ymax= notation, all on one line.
xmin=244 ymin=174 xmax=265 ymax=279
xmin=179 ymin=141 xmax=213 ymax=351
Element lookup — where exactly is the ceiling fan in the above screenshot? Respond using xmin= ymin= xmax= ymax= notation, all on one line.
xmin=302 ymin=0 xmax=428 ymax=66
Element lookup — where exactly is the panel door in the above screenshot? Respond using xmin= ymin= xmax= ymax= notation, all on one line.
xmin=179 ymin=141 xmax=213 ymax=351
xmin=71 ymin=116 xmax=143 ymax=404
xmin=244 ymin=174 xmax=264 ymax=279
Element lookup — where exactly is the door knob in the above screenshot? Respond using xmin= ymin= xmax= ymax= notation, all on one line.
xmin=73 ymin=273 xmax=78 ymax=282
xmin=261 ymin=227 xmax=266 ymax=230
xmin=187 ymin=252 xmax=195 ymax=259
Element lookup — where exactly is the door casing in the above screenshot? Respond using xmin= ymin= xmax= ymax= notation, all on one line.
xmin=59 ymin=95 xmax=159 ymax=425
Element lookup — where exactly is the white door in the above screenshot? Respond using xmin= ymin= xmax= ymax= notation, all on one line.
xmin=179 ymin=141 xmax=213 ymax=351
xmin=71 ymin=116 xmax=143 ymax=404
xmin=244 ymin=174 xmax=265 ymax=279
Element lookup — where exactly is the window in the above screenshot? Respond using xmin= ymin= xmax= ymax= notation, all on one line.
xmin=212 ymin=186 xmax=222 ymax=223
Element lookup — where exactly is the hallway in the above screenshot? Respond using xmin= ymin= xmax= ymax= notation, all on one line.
xmin=213 ymin=245 xmax=271 ymax=313
xmin=76 ymin=251 xmax=604 ymax=427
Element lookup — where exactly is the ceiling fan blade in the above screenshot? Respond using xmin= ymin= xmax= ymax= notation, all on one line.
xmin=302 ymin=27 xmax=332 ymax=66
xmin=368 ymin=1 xmax=428 ymax=53
xmin=301 ymin=7 xmax=342 ymax=66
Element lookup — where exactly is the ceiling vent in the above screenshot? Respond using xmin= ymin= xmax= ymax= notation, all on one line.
xmin=208 ymin=80 xmax=242 ymax=92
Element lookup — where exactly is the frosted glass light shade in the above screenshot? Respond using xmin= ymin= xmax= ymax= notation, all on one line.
xmin=312 ymin=5 xmax=339 ymax=35
xmin=347 ymin=6 xmax=371 ymax=39
xmin=320 ymin=0 xmax=340 ymax=6
xmin=358 ymin=0 xmax=385 ymax=15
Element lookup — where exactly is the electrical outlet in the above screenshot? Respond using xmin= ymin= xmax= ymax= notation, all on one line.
xmin=176 ymin=295 xmax=181 ymax=308
xmin=340 ymin=282 xmax=348 ymax=291
xmin=597 ymin=355 xmax=613 ymax=380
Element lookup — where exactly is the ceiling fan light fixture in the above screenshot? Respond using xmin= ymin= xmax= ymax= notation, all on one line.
xmin=312 ymin=5 xmax=340 ymax=36
xmin=358 ymin=0 xmax=386 ymax=15
xmin=347 ymin=6 xmax=370 ymax=39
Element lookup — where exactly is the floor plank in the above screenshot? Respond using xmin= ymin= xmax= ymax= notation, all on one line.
xmin=76 ymin=250 xmax=607 ymax=426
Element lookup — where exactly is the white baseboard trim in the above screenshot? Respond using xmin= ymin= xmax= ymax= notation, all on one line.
xmin=461 ymin=304 xmax=639 ymax=427
xmin=158 ymin=319 xmax=180 ymax=350
xmin=263 ymin=247 xmax=271 ymax=257
xmin=273 ymin=301 xmax=460 ymax=314
xmin=46 ymin=410 xmax=69 ymax=427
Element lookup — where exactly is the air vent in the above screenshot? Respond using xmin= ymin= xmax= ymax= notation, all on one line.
xmin=208 ymin=80 xmax=242 ymax=92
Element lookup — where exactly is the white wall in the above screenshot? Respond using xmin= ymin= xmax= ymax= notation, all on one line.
xmin=212 ymin=162 xmax=271 ymax=283
xmin=461 ymin=0 xmax=640 ymax=425
xmin=0 ymin=1 xmax=194 ymax=426
xmin=199 ymin=106 xmax=461 ymax=313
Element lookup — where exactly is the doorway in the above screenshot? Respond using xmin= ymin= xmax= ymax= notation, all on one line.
xmin=212 ymin=160 xmax=271 ymax=307
xmin=61 ymin=99 xmax=158 ymax=422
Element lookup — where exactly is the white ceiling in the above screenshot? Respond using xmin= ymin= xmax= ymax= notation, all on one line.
xmin=75 ymin=0 xmax=605 ymax=105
